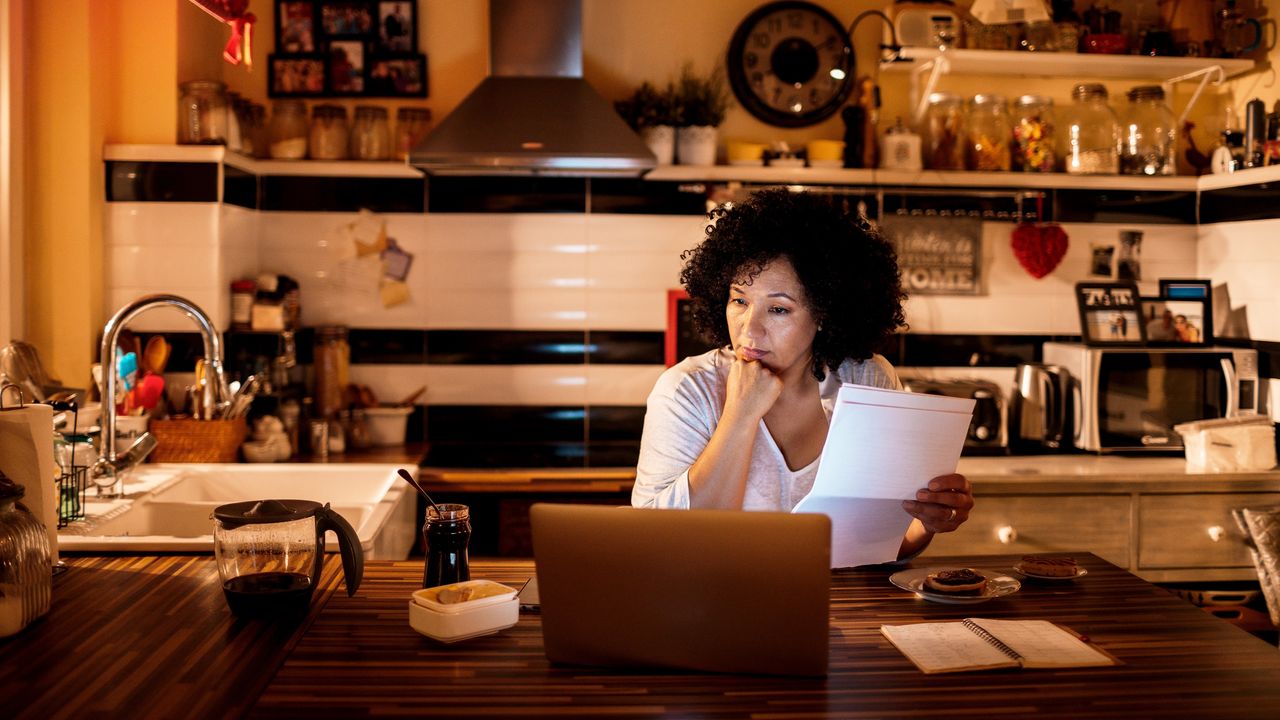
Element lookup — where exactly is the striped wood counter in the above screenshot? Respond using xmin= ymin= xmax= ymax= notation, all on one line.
xmin=255 ymin=554 xmax=1280 ymax=719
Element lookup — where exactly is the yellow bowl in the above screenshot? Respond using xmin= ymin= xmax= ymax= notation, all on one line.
xmin=726 ymin=140 xmax=767 ymax=162
xmin=807 ymin=140 xmax=845 ymax=162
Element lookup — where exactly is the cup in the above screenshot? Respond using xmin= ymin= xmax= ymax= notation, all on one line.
xmin=114 ymin=414 xmax=149 ymax=446
xmin=726 ymin=140 xmax=766 ymax=166
xmin=806 ymin=140 xmax=845 ymax=167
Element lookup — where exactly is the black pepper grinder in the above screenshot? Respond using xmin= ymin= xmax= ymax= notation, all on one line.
xmin=1244 ymin=97 xmax=1266 ymax=168
xmin=422 ymin=503 xmax=472 ymax=588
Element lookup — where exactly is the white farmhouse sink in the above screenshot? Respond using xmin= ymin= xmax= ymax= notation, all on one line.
xmin=59 ymin=463 xmax=417 ymax=560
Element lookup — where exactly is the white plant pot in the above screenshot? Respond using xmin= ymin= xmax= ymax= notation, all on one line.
xmin=640 ymin=125 xmax=675 ymax=165
xmin=677 ymin=125 xmax=718 ymax=166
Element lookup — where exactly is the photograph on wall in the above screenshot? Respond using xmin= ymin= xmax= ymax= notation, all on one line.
xmin=1116 ymin=229 xmax=1142 ymax=281
xmin=328 ymin=40 xmax=365 ymax=94
xmin=1089 ymin=240 xmax=1115 ymax=278
xmin=320 ymin=1 xmax=374 ymax=36
xmin=1076 ymin=281 xmax=1145 ymax=346
xmin=377 ymin=1 xmax=415 ymax=52
xmin=879 ymin=215 xmax=983 ymax=295
xmin=277 ymin=1 xmax=317 ymax=52
xmin=268 ymin=54 xmax=327 ymax=96
xmin=368 ymin=55 xmax=427 ymax=96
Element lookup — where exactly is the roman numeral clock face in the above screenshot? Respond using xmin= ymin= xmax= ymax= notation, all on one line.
xmin=727 ymin=1 xmax=855 ymax=128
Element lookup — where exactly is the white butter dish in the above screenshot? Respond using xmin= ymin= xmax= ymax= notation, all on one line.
xmin=409 ymin=580 xmax=519 ymax=643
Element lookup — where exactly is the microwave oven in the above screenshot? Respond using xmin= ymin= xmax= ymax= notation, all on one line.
xmin=1042 ymin=342 xmax=1260 ymax=453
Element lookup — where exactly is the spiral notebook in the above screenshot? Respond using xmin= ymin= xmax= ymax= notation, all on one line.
xmin=881 ymin=618 xmax=1120 ymax=674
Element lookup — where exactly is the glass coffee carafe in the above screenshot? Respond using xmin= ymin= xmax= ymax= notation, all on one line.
xmin=213 ymin=499 xmax=363 ymax=616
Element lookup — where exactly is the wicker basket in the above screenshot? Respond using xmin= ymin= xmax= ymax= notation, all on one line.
xmin=149 ymin=417 xmax=247 ymax=463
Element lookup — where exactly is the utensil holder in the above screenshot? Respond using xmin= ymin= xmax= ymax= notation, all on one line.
xmin=149 ymin=417 xmax=247 ymax=463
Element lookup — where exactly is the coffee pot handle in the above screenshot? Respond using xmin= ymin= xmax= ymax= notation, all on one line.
xmin=1041 ymin=370 xmax=1064 ymax=448
xmin=317 ymin=503 xmax=365 ymax=597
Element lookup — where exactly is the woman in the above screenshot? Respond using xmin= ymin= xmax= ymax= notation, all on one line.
xmin=632 ymin=188 xmax=973 ymax=561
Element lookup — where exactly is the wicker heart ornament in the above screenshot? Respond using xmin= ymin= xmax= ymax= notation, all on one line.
xmin=1010 ymin=223 xmax=1069 ymax=279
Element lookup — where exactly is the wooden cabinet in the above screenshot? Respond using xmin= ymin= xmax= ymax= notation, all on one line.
xmin=1138 ymin=493 xmax=1280 ymax=570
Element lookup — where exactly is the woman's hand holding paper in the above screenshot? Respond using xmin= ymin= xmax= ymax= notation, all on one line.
xmin=902 ymin=473 xmax=973 ymax=534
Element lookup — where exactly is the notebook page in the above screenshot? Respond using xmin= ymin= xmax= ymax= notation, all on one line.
xmin=968 ymin=619 xmax=1116 ymax=668
xmin=881 ymin=623 xmax=1020 ymax=674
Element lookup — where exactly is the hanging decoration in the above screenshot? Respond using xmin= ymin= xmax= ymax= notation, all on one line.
xmin=1010 ymin=194 xmax=1069 ymax=279
xmin=188 ymin=0 xmax=257 ymax=67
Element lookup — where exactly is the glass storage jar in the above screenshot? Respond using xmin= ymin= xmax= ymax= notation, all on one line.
xmin=269 ymin=100 xmax=310 ymax=160
xmin=309 ymin=104 xmax=349 ymax=160
xmin=177 ymin=80 xmax=228 ymax=145
xmin=1120 ymin=85 xmax=1177 ymax=176
xmin=924 ymin=92 xmax=966 ymax=170
xmin=313 ymin=326 xmax=349 ymax=419
xmin=247 ymin=103 xmax=269 ymax=159
xmin=395 ymin=107 xmax=432 ymax=161
xmin=0 ymin=472 xmax=51 ymax=638
xmin=966 ymin=94 xmax=1012 ymax=171
xmin=1013 ymin=95 xmax=1056 ymax=172
xmin=1060 ymin=83 xmax=1119 ymax=174
xmin=351 ymin=106 xmax=392 ymax=160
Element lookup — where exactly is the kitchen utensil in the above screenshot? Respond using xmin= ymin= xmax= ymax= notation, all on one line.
xmin=396 ymin=386 xmax=425 ymax=407
xmin=213 ymin=498 xmax=363 ymax=617
xmin=365 ymin=406 xmax=411 ymax=445
xmin=1009 ymin=363 xmax=1069 ymax=451
xmin=143 ymin=336 xmax=170 ymax=376
xmin=0 ymin=341 xmax=50 ymax=402
xmin=397 ymin=468 xmax=440 ymax=516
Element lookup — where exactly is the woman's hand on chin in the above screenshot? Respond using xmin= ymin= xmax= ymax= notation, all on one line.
xmin=723 ymin=350 xmax=783 ymax=423
xmin=901 ymin=473 xmax=973 ymax=534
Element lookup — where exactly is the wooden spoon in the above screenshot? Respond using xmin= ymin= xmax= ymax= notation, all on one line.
xmin=143 ymin=336 xmax=171 ymax=376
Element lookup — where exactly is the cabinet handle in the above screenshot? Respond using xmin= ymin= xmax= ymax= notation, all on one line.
xmin=1207 ymin=525 xmax=1226 ymax=542
xmin=997 ymin=525 xmax=1017 ymax=544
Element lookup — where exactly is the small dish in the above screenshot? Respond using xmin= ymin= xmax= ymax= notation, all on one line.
xmin=768 ymin=157 xmax=804 ymax=168
xmin=807 ymin=159 xmax=844 ymax=169
xmin=889 ymin=567 xmax=1020 ymax=605
xmin=1012 ymin=563 xmax=1089 ymax=581
xmin=409 ymin=580 xmax=519 ymax=643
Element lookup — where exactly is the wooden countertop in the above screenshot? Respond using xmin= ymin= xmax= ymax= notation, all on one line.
xmin=7 ymin=554 xmax=1279 ymax=718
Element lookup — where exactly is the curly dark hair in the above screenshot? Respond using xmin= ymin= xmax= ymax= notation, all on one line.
xmin=680 ymin=188 xmax=907 ymax=380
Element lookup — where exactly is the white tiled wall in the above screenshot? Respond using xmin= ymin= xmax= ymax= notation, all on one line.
xmin=1197 ymin=218 xmax=1280 ymax=343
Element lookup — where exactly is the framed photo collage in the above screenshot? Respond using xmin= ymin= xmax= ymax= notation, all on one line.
xmin=270 ymin=1 xmax=428 ymax=98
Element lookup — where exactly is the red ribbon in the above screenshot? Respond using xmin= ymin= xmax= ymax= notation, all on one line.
xmin=223 ymin=13 xmax=256 ymax=66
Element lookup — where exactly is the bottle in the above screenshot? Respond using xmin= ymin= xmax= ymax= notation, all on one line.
xmin=1013 ymin=95 xmax=1056 ymax=172
xmin=269 ymin=100 xmax=309 ymax=160
xmin=1243 ymin=97 xmax=1266 ymax=168
xmin=230 ymin=279 xmax=256 ymax=331
xmin=422 ymin=504 xmax=472 ymax=589
xmin=966 ymin=94 xmax=1012 ymax=171
xmin=1061 ymin=83 xmax=1119 ymax=174
xmin=309 ymin=104 xmax=350 ymax=160
xmin=312 ymin=326 xmax=349 ymax=419
xmin=924 ymin=92 xmax=966 ymax=170
xmin=177 ymin=80 xmax=228 ymax=145
xmin=1120 ymin=86 xmax=1177 ymax=176
xmin=1051 ymin=0 xmax=1082 ymax=52
xmin=0 ymin=471 xmax=51 ymax=638
xmin=350 ymin=106 xmax=392 ymax=160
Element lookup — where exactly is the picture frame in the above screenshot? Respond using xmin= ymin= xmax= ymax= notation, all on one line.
xmin=268 ymin=54 xmax=328 ymax=97
xmin=375 ymin=0 xmax=416 ymax=52
xmin=319 ymin=1 xmax=375 ymax=38
xmin=1141 ymin=296 xmax=1210 ymax=346
xmin=367 ymin=54 xmax=428 ymax=97
xmin=1075 ymin=281 xmax=1146 ymax=346
xmin=276 ymin=1 xmax=318 ymax=53
xmin=327 ymin=40 xmax=367 ymax=94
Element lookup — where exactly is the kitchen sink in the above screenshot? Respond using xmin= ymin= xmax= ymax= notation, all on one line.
xmin=59 ymin=463 xmax=417 ymax=560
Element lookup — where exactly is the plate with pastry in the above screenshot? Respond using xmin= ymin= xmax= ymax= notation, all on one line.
xmin=889 ymin=567 xmax=1020 ymax=605
xmin=1013 ymin=555 xmax=1088 ymax=581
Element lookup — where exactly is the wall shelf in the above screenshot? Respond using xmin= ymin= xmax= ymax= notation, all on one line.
xmin=881 ymin=47 xmax=1256 ymax=81
xmin=104 ymin=144 xmax=423 ymax=179
xmin=645 ymin=165 xmax=1200 ymax=192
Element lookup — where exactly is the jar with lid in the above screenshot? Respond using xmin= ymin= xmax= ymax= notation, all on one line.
xmin=177 ymin=80 xmax=228 ymax=145
xmin=422 ymin=504 xmax=472 ymax=589
xmin=395 ymin=108 xmax=432 ymax=161
xmin=225 ymin=91 xmax=245 ymax=153
xmin=923 ymin=92 xmax=966 ymax=170
xmin=1060 ymin=83 xmax=1119 ymax=174
xmin=246 ymin=104 xmax=269 ymax=158
xmin=230 ymin=278 xmax=256 ymax=330
xmin=269 ymin=100 xmax=310 ymax=160
xmin=1120 ymin=85 xmax=1177 ymax=176
xmin=312 ymin=326 xmax=350 ymax=419
xmin=966 ymin=94 xmax=1012 ymax=171
xmin=350 ymin=106 xmax=392 ymax=160
xmin=1013 ymin=95 xmax=1056 ymax=172
xmin=309 ymin=104 xmax=349 ymax=160
xmin=0 ymin=471 xmax=51 ymax=638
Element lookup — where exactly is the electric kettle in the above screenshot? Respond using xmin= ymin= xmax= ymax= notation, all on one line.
xmin=1008 ymin=363 xmax=1070 ymax=451
xmin=213 ymin=499 xmax=364 ymax=616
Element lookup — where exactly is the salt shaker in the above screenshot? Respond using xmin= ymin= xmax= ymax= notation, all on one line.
xmin=422 ymin=504 xmax=471 ymax=588
xmin=0 ymin=470 xmax=51 ymax=638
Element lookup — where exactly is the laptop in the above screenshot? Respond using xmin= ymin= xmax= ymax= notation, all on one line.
xmin=529 ymin=503 xmax=832 ymax=677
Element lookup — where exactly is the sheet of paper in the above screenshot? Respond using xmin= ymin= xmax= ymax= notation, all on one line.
xmin=969 ymin=618 xmax=1115 ymax=668
xmin=793 ymin=384 xmax=973 ymax=567
xmin=881 ymin=623 xmax=1018 ymax=674
xmin=0 ymin=404 xmax=59 ymax=562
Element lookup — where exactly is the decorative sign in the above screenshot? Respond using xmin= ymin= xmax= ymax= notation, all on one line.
xmin=879 ymin=215 xmax=983 ymax=295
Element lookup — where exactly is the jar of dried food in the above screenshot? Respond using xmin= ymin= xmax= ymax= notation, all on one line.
xmin=1060 ymin=83 xmax=1119 ymax=175
xmin=309 ymin=104 xmax=349 ymax=160
xmin=177 ymin=80 xmax=228 ymax=145
xmin=247 ymin=103 xmax=269 ymax=158
xmin=395 ymin=107 xmax=432 ymax=161
xmin=351 ymin=106 xmax=392 ymax=160
xmin=924 ymin=92 xmax=966 ymax=170
xmin=1013 ymin=95 xmax=1056 ymax=173
xmin=1119 ymin=85 xmax=1177 ymax=176
xmin=0 ymin=471 xmax=51 ymax=638
xmin=313 ymin=326 xmax=349 ymax=419
xmin=967 ymin=94 xmax=1012 ymax=171
xmin=269 ymin=99 xmax=309 ymax=160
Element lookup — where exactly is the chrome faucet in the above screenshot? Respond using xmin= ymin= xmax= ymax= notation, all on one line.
xmin=94 ymin=294 xmax=231 ymax=496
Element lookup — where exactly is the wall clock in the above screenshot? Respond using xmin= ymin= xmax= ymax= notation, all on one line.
xmin=727 ymin=1 xmax=855 ymax=128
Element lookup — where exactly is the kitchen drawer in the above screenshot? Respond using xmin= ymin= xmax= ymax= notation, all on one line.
xmin=1138 ymin=493 xmax=1280 ymax=569
xmin=923 ymin=495 xmax=1131 ymax=569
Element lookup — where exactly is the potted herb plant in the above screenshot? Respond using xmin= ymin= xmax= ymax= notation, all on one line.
xmin=615 ymin=81 xmax=678 ymax=165
xmin=673 ymin=63 xmax=730 ymax=166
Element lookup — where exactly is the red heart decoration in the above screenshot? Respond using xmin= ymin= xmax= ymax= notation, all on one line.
xmin=1010 ymin=223 xmax=1069 ymax=279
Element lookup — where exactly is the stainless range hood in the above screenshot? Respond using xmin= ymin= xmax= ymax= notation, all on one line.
xmin=410 ymin=0 xmax=656 ymax=177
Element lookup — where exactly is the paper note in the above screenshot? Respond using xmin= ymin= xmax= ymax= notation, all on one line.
xmin=968 ymin=618 xmax=1115 ymax=668
xmin=881 ymin=622 xmax=1018 ymax=675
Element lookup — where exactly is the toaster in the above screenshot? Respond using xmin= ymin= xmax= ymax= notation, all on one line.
xmin=887 ymin=2 xmax=961 ymax=48
xmin=901 ymin=378 xmax=1008 ymax=454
